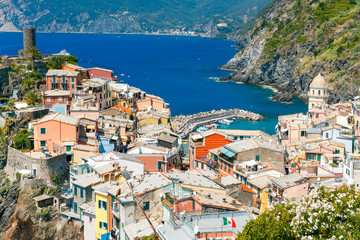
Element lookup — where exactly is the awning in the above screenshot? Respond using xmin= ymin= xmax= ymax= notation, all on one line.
xmin=220 ymin=148 xmax=236 ymax=158
xmin=111 ymin=135 xmax=119 ymax=140
xmin=191 ymin=134 xmax=202 ymax=141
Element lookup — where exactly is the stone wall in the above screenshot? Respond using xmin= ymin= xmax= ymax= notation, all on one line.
xmin=5 ymin=146 xmax=69 ymax=181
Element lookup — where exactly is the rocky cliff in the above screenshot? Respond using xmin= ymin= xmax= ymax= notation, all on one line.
xmin=0 ymin=0 xmax=271 ymax=38
xmin=223 ymin=0 xmax=360 ymax=102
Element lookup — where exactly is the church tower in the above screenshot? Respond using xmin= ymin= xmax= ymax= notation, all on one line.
xmin=308 ymin=73 xmax=328 ymax=112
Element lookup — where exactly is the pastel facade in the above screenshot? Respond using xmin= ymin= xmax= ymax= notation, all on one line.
xmin=88 ymin=67 xmax=116 ymax=81
xmin=42 ymin=90 xmax=71 ymax=106
xmin=308 ymin=73 xmax=329 ymax=112
xmin=46 ymin=70 xmax=80 ymax=97
xmin=33 ymin=113 xmax=80 ymax=154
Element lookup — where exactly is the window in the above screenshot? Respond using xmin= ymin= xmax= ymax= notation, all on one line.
xmin=40 ymin=141 xmax=46 ymax=147
xmin=71 ymin=84 xmax=75 ymax=89
xmin=326 ymin=133 xmax=329 ymax=139
xmin=62 ymin=76 xmax=65 ymax=82
xmin=80 ymin=188 xmax=83 ymax=198
xmin=143 ymin=201 xmax=150 ymax=211
xmin=74 ymin=186 xmax=77 ymax=196
xmin=47 ymin=97 xmax=51 ymax=103
xmin=335 ymin=150 xmax=340 ymax=154
xmin=255 ymin=155 xmax=260 ymax=161
xmin=53 ymin=76 xmax=56 ymax=82
xmin=40 ymin=128 xmax=46 ymax=134
xmin=346 ymin=169 xmax=350 ymax=176
xmin=98 ymin=200 xmax=107 ymax=210
xmin=301 ymin=131 xmax=306 ymax=137
xmin=72 ymin=77 xmax=74 ymax=82
xmin=72 ymin=93 xmax=75 ymax=98
xmin=59 ymin=97 xmax=62 ymax=103
xmin=52 ymin=83 xmax=57 ymax=89
xmin=99 ymin=221 xmax=108 ymax=230
xmin=66 ymin=146 xmax=72 ymax=152
xmin=74 ymin=202 xmax=77 ymax=214
xmin=318 ymin=90 xmax=321 ymax=95
xmin=157 ymin=161 xmax=162 ymax=170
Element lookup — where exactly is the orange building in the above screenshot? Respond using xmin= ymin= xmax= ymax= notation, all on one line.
xmin=33 ymin=113 xmax=80 ymax=155
xmin=189 ymin=130 xmax=232 ymax=170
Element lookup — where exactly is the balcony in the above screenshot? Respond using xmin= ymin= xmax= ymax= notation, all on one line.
xmin=111 ymin=202 xmax=120 ymax=219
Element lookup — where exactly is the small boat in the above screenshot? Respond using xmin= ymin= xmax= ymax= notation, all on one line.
xmin=196 ymin=126 xmax=209 ymax=132
xmin=218 ymin=119 xmax=234 ymax=125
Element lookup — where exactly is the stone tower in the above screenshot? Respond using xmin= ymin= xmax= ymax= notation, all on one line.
xmin=308 ymin=73 xmax=329 ymax=112
xmin=23 ymin=27 xmax=36 ymax=54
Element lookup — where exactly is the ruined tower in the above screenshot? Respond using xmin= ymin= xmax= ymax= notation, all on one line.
xmin=23 ymin=27 xmax=36 ymax=55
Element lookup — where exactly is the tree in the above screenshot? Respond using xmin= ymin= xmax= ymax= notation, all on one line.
xmin=13 ymin=129 xmax=31 ymax=150
xmin=237 ymin=185 xmax=360 ymax=240
xmin=24 ymin=90 xmax=41 ymax=106
xmin=26 ymin=46 xmax=41 ymax=69
xmin=5 ymin=100 xmax=16 ymax=116
xmin=47 ymin=55 xmax=78 ymax=69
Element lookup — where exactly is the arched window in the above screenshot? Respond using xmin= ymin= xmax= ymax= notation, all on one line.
xmin=318 ymin=90 xmax=321 ymax=95
xmin=313 ymin=90 xmax=315 ymax=95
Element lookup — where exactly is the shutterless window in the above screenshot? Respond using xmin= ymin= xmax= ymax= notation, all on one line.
xmin=143 ymin=201 xmax=150 ymax=211
xmin=40 ymin=128 xmax=46 ymax=134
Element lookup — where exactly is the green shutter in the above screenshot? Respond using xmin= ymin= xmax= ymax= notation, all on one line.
xmin=98 ymin=200 xmax=101 ymax=209
xmin=255 ymin=155 xmax=260 ymax=161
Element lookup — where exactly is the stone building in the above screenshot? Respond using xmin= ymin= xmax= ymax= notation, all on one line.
xmin=308 ymin=73 xmax=329 ymax=113
xmin=5 ymin=146 xmax=68 ymax=181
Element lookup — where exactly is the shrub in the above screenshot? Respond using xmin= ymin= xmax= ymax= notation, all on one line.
xmin=237 ymin=185 xmax=360 ymax=239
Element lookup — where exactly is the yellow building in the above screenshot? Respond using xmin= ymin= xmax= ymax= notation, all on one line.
xmin=94 ymin=183 xmax=113 ymax=240
xmin=248 ymin=175 xmax=272 ymax=211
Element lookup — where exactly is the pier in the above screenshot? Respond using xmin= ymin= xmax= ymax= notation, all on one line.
xmin=171 ymin=109 xmax=263 ymax=138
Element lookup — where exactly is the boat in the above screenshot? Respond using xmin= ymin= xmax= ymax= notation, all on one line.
xmin=196 ymin=126 xmax=209 ymax=132
xmin=218 ymin=119 xmax=234 ymax=125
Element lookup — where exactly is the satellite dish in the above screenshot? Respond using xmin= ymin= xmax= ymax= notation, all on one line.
xmin=194 ymin=225 xmax=199 ymax=235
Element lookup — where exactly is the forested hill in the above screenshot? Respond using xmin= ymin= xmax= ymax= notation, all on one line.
xmin=224 ymin=0 xmax=360 ymax=102
xmin=0 ymin=0 xmax=271 ymax=38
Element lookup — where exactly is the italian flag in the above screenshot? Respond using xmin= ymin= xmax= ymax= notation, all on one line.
xmin=223 ymin=217 xmax=236 ymax=228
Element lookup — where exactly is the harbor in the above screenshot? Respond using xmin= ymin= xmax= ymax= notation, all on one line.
xmin=171 ymin=109 xmax=263 ymax=137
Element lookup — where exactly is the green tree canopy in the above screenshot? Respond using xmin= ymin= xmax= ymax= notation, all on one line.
xmin=46 ymin=55 xmax=78 ymax=69
xmin=237 ymin=185 xmax=360 ymax=240
xmin=13 ymin=129 xmax=31 ymax=150
xmin=24 ymin=90 xmax=41 ymax=106
xmin=26 ymin=46 xmax=41 ymax=68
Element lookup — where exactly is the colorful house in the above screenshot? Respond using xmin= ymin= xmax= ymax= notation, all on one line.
xmin=94 ymin=183 xmax=115 ymax=240
xmin=46 ymin=69 xmax=80 ymax=97
xmin=189 ymin=130 xmax=232 ymax=170
xmin=88 ymin=67 xmax=116 ymax=81
xmin=33 ymin=113 xmax=80 ymax=156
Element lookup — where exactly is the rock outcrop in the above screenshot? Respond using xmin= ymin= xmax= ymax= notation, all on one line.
xmin=223 ymin=0 xmax=360 ymax=103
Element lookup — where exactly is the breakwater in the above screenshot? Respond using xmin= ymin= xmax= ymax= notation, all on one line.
xmin=171 ymin=109 xmax=263 ymax=137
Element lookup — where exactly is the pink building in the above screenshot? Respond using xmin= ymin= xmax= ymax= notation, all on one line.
xmin=46 ymin=70 xmax=80 ymax=97
xmin=87 ymin=67 xmax=116 ymax=81
xmin=42 ymin=90 xmax=70 ymax=106
xmin=33 ymin=113 xmax=80 ymax=155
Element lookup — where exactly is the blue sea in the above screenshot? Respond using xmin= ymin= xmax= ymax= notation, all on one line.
xmin=0 ymin=32 xmax=307 ymax=134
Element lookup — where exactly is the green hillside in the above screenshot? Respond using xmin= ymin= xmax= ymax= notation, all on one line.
xmin=0 ymin=0 xmax=272 ymax=37
xmin=225 ymin=0 xmax=360 ymax=102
